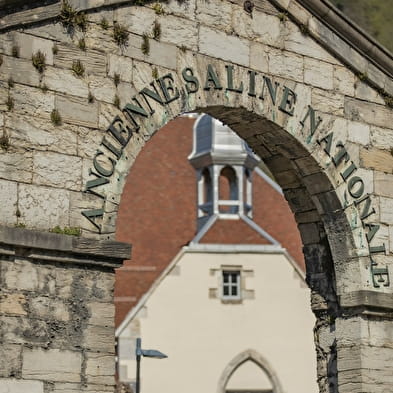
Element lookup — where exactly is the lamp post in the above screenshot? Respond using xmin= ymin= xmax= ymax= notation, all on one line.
xmin=135 ymin=338 xmax=167 ymax=393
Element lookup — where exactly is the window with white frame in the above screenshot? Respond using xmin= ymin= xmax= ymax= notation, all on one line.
xmin=222 ymin=270 xmax=241 ymax=300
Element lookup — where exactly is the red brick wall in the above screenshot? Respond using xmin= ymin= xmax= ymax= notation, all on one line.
xmin=115 ymin=117 xmax=304 ymax=326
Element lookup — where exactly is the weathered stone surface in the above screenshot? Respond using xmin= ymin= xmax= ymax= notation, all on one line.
xmin=0 ymin=344 xmax=22 ymax=378
xmin=33 ymin=151 xmax=82 ymax=191
xmin=355 ymin=81 xmax=385 ymax=105
xmin=18 ymin=184 xmax=70 ymax=230
xmin=22 ymin=348 xmax=82 ymax=382
xmin=199 ymin=26 xmax=250 ymax=67
xmin=360 ymin=148 xmax=393 ymax=173
xmin=87 ymin=302 xmax=115 ymax=327
xmin=0 ymin=179 xmax=17 ymax=226
xmin=0 ymin=293 xmax=27 ymax=315
xmin=370 ymin=126 xmax=393 ymax=150
xmin=13 ymin=32 xmax=54 ymax=65
xmin=44 ymin=67 xmax=89 ymax=99
xmin=108 ymin=54 xmax=133 ymax=83
xmin=6 ymin=114 xmax=78 ymax=155
xmin=347 ymin=121 xmax=370 ymax=145
xmin=268 ymin=48 xmax=303 ymax=82
xmin=311 ymin=88 xmax=344 ymax=115
xmin=85 ymin=352 xmax=115 ymax=385
xmin=0 ymin=151 xmax=33 ymax=183
xmin=55 ymin=95 xmax=98 ymax=128
xmin=51 ymin=383 xmax=113 ymax=393
xmin=0 ymin=56 xmax=41 ymax=86
xmin=0 ymin=378 xmax=44 ymax=393
xmin=249 ymin=42 xmax=269 ymax=73
xmin=375 ymin=172 xmax=393 ymax=198
xmin=333 ymin=65 xmax=355 ymax=96
xmin=89 ymin=77 xmax=116 ymax=104
xmin=380 ymin=197 xmax=393 ymax=225
xmin=29 ymin=296 xmax=70 ymax=322
xmin=196 ymin=0 xmax=232 ymax=32
xmin=11 ymin=85 xmax=54 ymax=117
xmin=304 ymin=57 xmax=333 ymax=90
xmin=84 ymin=325 xmax=115 ymax=353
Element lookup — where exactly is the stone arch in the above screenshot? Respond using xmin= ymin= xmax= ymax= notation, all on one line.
xmin=217 ymin=349 xmax=284 ymax=393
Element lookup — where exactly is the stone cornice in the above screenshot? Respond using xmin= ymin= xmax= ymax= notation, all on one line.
xmin=0 ymin=224 xmax=131 ymax=269
xmin=0 ymin=0 xmax=392 ymax=92
xmin=340 ymin=290 xmax=393 ymax=314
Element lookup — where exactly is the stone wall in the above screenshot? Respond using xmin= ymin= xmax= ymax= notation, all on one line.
xmin=0 ymin=225 xmax=131 ymax=392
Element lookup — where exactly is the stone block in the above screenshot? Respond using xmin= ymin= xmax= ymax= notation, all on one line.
xmin=87 ymin=302 xmax=115 ymax=327
xmin=89 ymin=76 xmax=117 ymax=104
xmin=370 ymin=126 xmax=393 ymax=150
xmin=0 ymin=344 xmax=22 ymax=377
xmin=304 ymin=57 xmax=333 ymax=90
xmin=380 ymin=197 xmax=393 ymax=225
xmin=29 ymin=296 xmax=70 ymax=322
xmin=84 ymin=325 xmax=115 ymax=353
xmin=268 ymin=48 xmax=303 ymax=82
xmin=7 ymin=113 xmax=78 ymax=155
xmin=311 ymin=88 xmax=344 ymax=115
xmin=55 ymin=95 xmax=98 ymax=128
xmin=249 ymin=42 xmax=269 ymax=73
xmin=84 ymin=25 xmax=119 ymax=54
xmin=44 ymin=67 xmax=89 ymax=99
xmin=355 ymin=81 xmax=384 ymax=105
xmin=333 ymin=66 xmax=355 ymax=97
xmin=375 ymin=172 xmax=393 ymax=198
xmin=360 ymin=148 xmax=393 ymax=173
xmin=347 ymin=121 xmax=370 ymax=145
xmin=199 ymin=26 xmax=250 ymax=67
xmin=13 ymin=32 xmax=54 ymax=65
xmin=0 ymin=56 xmax=41 ymax=87
xmin=2 ymin=258 xmax=56 ymax=294
xmin=232 ymin=7 xmax=281 ymax=47
xmin=19 ymin=184 xmax=70 ymax=230
xmin=0 ymin=151 xmax=33 ymax=183
xmin=54 ymin=44 xmax=107 ymax=77
xmin=0 ymin=379 xmax=44 ymax=393
xmin=108 ymin=54 xmax=133 ymax=83
xmin=22 ymin=348 xmax=82 ymax=382
xmin=0 ymin=179 xmax=17 ymax=226
xmin=51 ymin=383 xmax=113 ymax=393
xmin=85 ymin=352 xmax=115 ymax=385
xmin=114 ymin=6 xmax=155 ymax=36
xmin=160 ymin=14 xmax=199 ymax=51
xmin=344 ymin=98 xmax=392 ymax=129
xmin=11 ymin=85 xmax=54 ymax=117
xmin=33 ymin=151 xmax=82 ymax=191
xmin=196 ymin=0 xmax=232 ymax=32
xmin=0 ymin=293 xmax=27 ymax=316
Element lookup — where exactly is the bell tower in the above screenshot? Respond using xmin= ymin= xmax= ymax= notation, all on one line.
xmin=188 ymin=114 xmax=261 ymax=231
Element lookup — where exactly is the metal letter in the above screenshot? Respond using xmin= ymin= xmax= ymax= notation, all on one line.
xmin=81 ymin=208 xmax=104 ymax=233
xmin=260 ymin=76 xmax=279 ymax=105
xmin=107 ymin=116 xmax=133 ymax=147
xmin=365 ymin=223 xmax=380 ymax=243
xmin=182 ymin=67 xmax=199 ymax=94
xmin=158 ymin=73 xmax=180 ymax=103
xmin=369 ymin=244 xmax=386 ymax=254
xmin=204 ymin=64 xmax=223 ymax=90
xmin=84 ymin=169 xmax=109 ymax=199
xmin=355 ymin=194 xmax=376 ymax=220
xmin=371 ymin=260 xmax=390 ymax=288
xmin=123 ymin=98 xmax=149 ymax=130
xmin=347 ymin=176 xmax=364 ymax=199
xmin=317 ymin=132 xmax=333 ymax=156
xmin=93 ymin=150 xmax=116 ymax=177
xmin=101 ymin=137 xmax=123 ymax=160
xmin=278 ymin=86 xmax=297 ymax=116
xmin=248 ymin=70 xmax=257 ymax=97
xmin=332 ymin=142 xmax=350 ymax=167
xmin=300 ymin=106 xmax=322 ymax=138
xmin=340 ymin=161 xmax=357 ymax=181
xmin=140 ymin=83 xmax=165 ymax=114
xmin=225 ymin=65 xmax=243 ymax=93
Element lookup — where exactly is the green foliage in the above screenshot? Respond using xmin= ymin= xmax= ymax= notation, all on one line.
xmin=152 ymin=67 xmax=158 ymax=79
xmin=11 ymin=45 xmax=19 ymax=58
xmin=114 ymin=72 xmax=120 ymax=86
xmin=50 ymin=109 xmax=62 ymax=126
xmin=113 ymin=23 xmax=129 ymax=46
xmin=0 ymin=131 xmax=10 ymax=151
xmin=299 ymin=23 xmax=309 ymax=35
xmin=180 ymin=45 xmax=187 ymax=53
xmin=49 ymin=226 xmax=82 ymax=236
xmin=277 ymin=12 xmax=288 ymax=22
xmin=72 ymin=59 xmax=85 ymax=77
xmin=153 ymin=2 xmax=165 ymax=15
xmin=114 ymin=94 xmax=120 ymax=108
xmin=100 ymin=17 xmax=109 ymax=30
xmin=8 ymin=77 xmax=14 ymax=88
xmin=60 ymin=1 xmax=88 ymax=32
xmin=152 ymin=20 xmax=161 ymax=40
xmin=40 ymin=83 xmax=49 ymax=93
xmin=357 ymin=72 xmax=368 ymax=82
xmin=78 ymin=38 xmax=86 ymax=51
xmin=141 ymin=34 xmax=150 ymax=55
xmin=6 ymin=95 xmax=14 ymax=111
xmin=52 ymin=44 xmax=59 ymax=55
xmin=32 ymin=50 xmax=46 ymax=73
xmin=14 ymin=223 xmax=26 ymax=228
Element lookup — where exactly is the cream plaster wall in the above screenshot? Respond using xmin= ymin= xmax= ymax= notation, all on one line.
xmin=118 ymin=250 xmax=317 ymax=393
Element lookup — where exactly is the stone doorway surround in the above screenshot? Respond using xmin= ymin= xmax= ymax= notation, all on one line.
xmin=0 ymin=0 xmax=392 ymax=392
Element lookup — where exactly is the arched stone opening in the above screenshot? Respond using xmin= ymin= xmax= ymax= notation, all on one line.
xmin=217 ymin=349 xmax=284 ymax=393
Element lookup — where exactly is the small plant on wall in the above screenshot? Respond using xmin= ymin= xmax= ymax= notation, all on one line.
xmin=141 ymin=34 xmax=150 ymax=55
xmin=114 ymin=94 xmax=120 ymax=109
xmin=60 ymin=0 xmax=88 ymax=32
xmin=0 ymin=131 xmax=10 ymax=151
xmin=152 ymin=20 xmax=161 ymax=40
xmin=113 ymin=23 xmax=129 ymax=47
xmin=51 ymin=109 xmax=62 ymax=126
xmin=11 ymin=45 xmax=19 ymax=58
xmin=6 ymin=95 xmax=14 ymax=111
xmin=32 ymin=50 xmax=46 ymax=73
xmin=100 ymin=17 xmax=109 ymax=30
xmin=72 ymin=59 xmax=85 ymax=77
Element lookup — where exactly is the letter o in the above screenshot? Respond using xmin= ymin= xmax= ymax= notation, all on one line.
xmin=348 ymin=176 xmax=364 ymax=199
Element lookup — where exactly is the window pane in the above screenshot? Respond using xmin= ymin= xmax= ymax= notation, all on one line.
xmin=223 ymin=273 xmax=229 ymax=283
xmin=231 ymin=273 xmax=238 ymax=282
xmin=223 ymin=286 xmax=229 ymax=296
xmin=231 ymin=286 xmax=238 ymax=296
